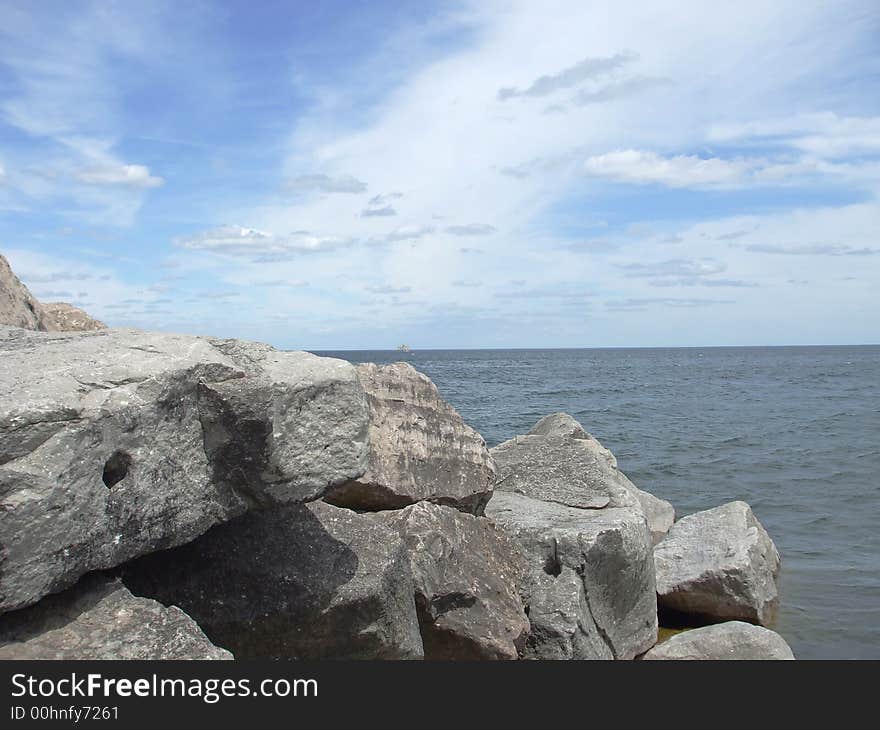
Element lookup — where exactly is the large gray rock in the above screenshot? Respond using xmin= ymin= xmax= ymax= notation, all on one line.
xmin=0 ymin=326 xmax=369 ymax=612
xmin=642 ymin=621 xmax=795 ymax=660
xmin=494 ymin=413 xmax=674 ymax=543
xmin=41 ymin=302 xmax=106 ymax=332
xmin=123 ymin=500 xmax=528 ymax=660
xmin=324 ymin=362 xmax=495 ymax=514
xmin=654 ymin=501 xmax=780 ymax=626
xmin=0 ymin=574 xmax=230 ymax=659
xmin=123 ymin=502 xmax=424 ymax=660
xmin=0 ymin=254 xmax=50 ymax=331
xmin=386 ymin=501 xmax=529 ymax=660
xmin=485 ymin=490 xmax=657 ymax=660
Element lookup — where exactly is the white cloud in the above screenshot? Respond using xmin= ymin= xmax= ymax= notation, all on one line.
xmin=287 ymin=174 xmax=367 ymax=193
xmin=497 ymin=51 xmax=637 ymax=100
xmin=583 ymin=150 xmax=753 ymax=188
xmin=175 ymin=225 xmax=354 ymax=259
xmin=76 ymin=163 xmax=164 ymax=188
xmin=709 ymin=113 xmax=880 ymax=158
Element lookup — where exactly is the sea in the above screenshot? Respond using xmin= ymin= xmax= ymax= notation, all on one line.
xmin=315 ymin=345 xmax=880 ymax=660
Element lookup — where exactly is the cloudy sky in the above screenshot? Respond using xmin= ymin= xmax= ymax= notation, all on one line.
xmin=1 ymin=0 xmax=878 ymax=349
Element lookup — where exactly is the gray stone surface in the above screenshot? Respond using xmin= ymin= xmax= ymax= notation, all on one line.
xmin=123 ymin=502 xmax=424 ymax=660
xmin=494 ymin=413 xmax=674 ymax=543
xmin=386 ymin=501 xmax=529 ymax=660
xmin=654 ymin=501 xmax=780 ymax=626
xmin=123 ymin=500 xmax=528 ymax=660
xmin=642 ymin=621 xmax=795 ymax=660
xmin=0 ymin=254 xmax=49 ymax=331
xmin=41 ymin=302 xmax=106 ymax=332
xmin=0 ymin=326 xmax=369 ymax=612
xmin=324 ymin=362 xmax=495 ymax=514
xmin=0 ymin=574 xmax=231 ymax=659
xmin=485 ymin=490 xmax=657 ymax=659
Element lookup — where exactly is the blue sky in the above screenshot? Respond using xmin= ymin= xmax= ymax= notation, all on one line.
xmin=1 ymin=0 xmax=878 ymax=349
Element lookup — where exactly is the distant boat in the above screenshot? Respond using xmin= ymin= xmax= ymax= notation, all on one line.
xmin=397 ymin=344 xmax=412 ymax=354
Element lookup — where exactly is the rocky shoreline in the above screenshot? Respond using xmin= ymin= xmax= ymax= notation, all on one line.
xmin=0 ymin=255 xmax=793 ymax=660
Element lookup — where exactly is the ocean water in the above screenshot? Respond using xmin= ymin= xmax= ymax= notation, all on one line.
xmin=315 ymin=346 xmax=880 ymax=660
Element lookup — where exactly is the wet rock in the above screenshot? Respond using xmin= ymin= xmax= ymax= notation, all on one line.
xmin=324 ymin=362 xmax=495 ymax=514
xmin=0 ymin=326 xmax=369 ymax=612
xmin=654 ymin=501 xmax=780 ymax=626
xmin=0 ymin=575 xmax=230 ymax=659
xmin=642 ymin=621 xmax=794 ymax=660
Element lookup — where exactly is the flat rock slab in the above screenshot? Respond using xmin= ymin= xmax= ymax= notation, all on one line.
xmin=642 ymin=621 xmax=795 ymax=660
xmin=493 ymin=413 xmax=674 ymax=542
xmin=0 ymin=326 xmax=369 ymax=612
xmin=654 ymin=501 xmax=780 ymax=626
xmin=324 ymin=362 xmax=495 ymax=514
xmin=485 ymin=490 xmax=657 ymax=660
xmin=0 ymin=575 xmax=230 ymax=659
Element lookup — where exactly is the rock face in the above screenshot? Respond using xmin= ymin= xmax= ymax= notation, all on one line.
xmin=654 ymin=501 xmax=780 ymax=626
xmin=0 ymin=254 xmax=50 ymax=331
xmin=642 ymin=621 xmax=795 ymax=660
xmin=494 ymin=413 xmax=674 ymax=543
xmin=324 ymin=362 xmax=495 ymax=514
xmin=0 ymin=326 xmax=369 ymax=612
xmin=488 ymin=415 xmax=663 ymax=659
xmin=41 ymin=302 xmax=107 ymax=332
xmin=0 ymin=254 xmax=104 ymax=332
xmin=486 ymin=490 xmax=657 ymax=660
xmin=386 ymin=501 xmax=529 ymax=660
xmin=123 ymin=502 xmax=424 ymax=660
xmin=123 ymin=500 xmax=528 ymax=660
xmin=0 ymin=575 xmax=231 ymax=659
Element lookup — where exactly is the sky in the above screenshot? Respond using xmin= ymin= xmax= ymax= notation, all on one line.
xmin=0 ymin=0 xmax=878 ymax=349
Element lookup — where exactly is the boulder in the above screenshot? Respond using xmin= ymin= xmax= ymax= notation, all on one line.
xmin=0 ymin=326 xmax=369 ymax=612
xmin=123 ymin=500 xmax=528 ymax=660
xmin=324 ymin=362 xmax=495 ymax=514
xmin=386 ymin=501 xmax=529 ymax=660
xmin=41 ymin=302 xmax=106 ymax=332
xmin=642 ymin=621 xmax=795 ymax=660
xmin=485 ymin=490 xmax=657 ymax=660
xmin=494 ymin=413 xmax=674 ymax=543
xmin=654 ymin=501 xmax=780 ymax=626
xmin=0 ymin=574 xmax=230 ymax=659
xmin=0 ymin=253 xmax=50 ymax=331
xmin=123 ymin=502 xmax=424 ymax=660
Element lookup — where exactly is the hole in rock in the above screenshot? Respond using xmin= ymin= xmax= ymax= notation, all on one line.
xmin=103 ymin=450 xmax=132 ymax=488
xmin=543 ymin=553 xmax=562 ymax=577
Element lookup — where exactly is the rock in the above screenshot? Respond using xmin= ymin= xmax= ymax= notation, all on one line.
xmin=485 ymin=490 xmax=657 ymax=660
xmin=0 ymin=574 xmax=231 ymax=659
xmin=494 ymin=413 xmax=674 ymax=543
xmin=654 ymin=501 xmax=780 ymax=626
xmin=123 ymin=502 xmax=424 ymax=660
xmin=386 ymin=501 xmax=529 ymax=660
xmin=324 ymin=362 xmax=495 ymax=514
xmin=123 ymin=500 xmax=528 ymax=660
xmin=527 ymin=412 xmax=590 ymax=440
xmin=41 ymin=302 xmax=106 ymax=332
xmin=0 ymin=254 xmax=50 ymax=331
xmin=0 ymin=326 xmax=369 ymax=613
xmin=642 ymin=621 xmax=795 ymax=660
